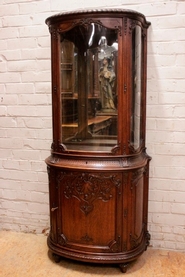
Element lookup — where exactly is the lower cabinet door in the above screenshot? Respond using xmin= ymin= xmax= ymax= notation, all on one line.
xmin=56 ymin=170 xmax=122 ymax=253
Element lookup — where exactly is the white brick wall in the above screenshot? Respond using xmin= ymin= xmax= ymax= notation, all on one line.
xmin=0 ymin=0 xmax=185 ymax=251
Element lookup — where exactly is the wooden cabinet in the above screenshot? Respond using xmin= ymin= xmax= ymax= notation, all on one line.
xmin=45 ymin=9 xmax=151 ymax=273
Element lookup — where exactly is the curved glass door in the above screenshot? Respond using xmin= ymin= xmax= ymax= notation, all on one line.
xmin=60 ymin=23 xmax=118 ymax=152
xmin=130 ymin=25 xmax=142 ymax=151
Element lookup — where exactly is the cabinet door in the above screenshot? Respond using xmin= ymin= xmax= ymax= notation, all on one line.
xmin=56 ymin=170 xmax=122 ymax=253
xmin=59 ymin=19 xmax=120 ymax=152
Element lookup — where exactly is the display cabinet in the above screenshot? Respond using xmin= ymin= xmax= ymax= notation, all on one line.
xmin=45 ymin=9 xmax=151 ymax=273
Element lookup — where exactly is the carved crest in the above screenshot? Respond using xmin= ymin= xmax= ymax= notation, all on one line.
xmin=73 ymin=18 xmax=103 ymax=29
xmin=57 ymin=172 xmax=121 ymax=215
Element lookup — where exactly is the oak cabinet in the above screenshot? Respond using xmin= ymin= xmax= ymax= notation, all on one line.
xmin=45 ymin=9 xmax=151 ymax=273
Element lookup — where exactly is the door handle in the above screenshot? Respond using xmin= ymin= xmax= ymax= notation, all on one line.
xmin=51 ymin=207 xmax=58 ymax=212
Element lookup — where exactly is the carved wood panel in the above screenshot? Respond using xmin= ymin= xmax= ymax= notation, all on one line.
xmin=57 ymin=170 xmax=122 ymax=252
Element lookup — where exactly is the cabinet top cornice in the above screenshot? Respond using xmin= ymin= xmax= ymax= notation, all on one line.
xmin=45 ymin=8 xmax=151 ymax=28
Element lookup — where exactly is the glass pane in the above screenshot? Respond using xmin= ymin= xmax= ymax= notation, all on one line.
xmin=130 ymin=25 xmax=142 ymax=150
xmin=60 ymin=23 xmax=118 ymax=152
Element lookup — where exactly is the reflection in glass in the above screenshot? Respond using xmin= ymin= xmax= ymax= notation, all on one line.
xmin=60 ymin=24 xmax=118 ymax=152
xmin=131 ymin=25 xmax=142 ymax=150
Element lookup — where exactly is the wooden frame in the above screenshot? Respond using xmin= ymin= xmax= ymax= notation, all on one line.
xmin=45 ymin=9 xmax=151 ymax=273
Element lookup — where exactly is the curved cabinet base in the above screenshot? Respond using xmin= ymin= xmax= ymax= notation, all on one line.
xmin=47 ymin=232 xmax=150 ymax=273
xmin=46 ymin=153 xmax=151 ymax=273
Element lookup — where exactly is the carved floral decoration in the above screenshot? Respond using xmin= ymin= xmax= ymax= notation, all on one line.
xmin=57 ymin=172 xmax=121 ymax=215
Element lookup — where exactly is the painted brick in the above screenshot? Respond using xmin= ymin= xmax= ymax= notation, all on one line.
xmin=0 ymin=94 xmax=18 ymax=105
xmin=157 ymin=66 xmax=185 ymax=79
xmin=0 ymin=60 xmax=7 ymax=72
xmin=2 ymin=160 xmax=30 ymax=171
xmin=16 ymin=190 xmax=31 ymax=202
xmin=19 ymin=1 xmax=51 ymax=15
xmin=2 ymin=15 xmax=33 ymax=27
xmin=31 ymin=161 xmax=46 ymax=172
xmin=7 ymin=106 xmax=51 ymax=117
xmin=147 ymin=79 xmax=177 ymax=92
xmin=163 ymin=241 xmax=176 ymax=250
xmin=177 ymin=2 xmax=185 ymax=15
xmin=148 ymin=54 xmax=176 ymax=67
xmin=18 ymin=94 xmax=49 ymax=105
xmin=162 ymin=226 xmax=173 ymax=234
xmin=19 ymin=26 xmax=48 ymax=38
xmin=24 ymin=118 xmax=47 ymax=129
xmin=165 ymin=234 xmax=185 ymax=243
xmin=156 ymin=119 xmax=185 ymax=131
xmin=36 ymin=60 xmax=51 ymax=71
xmin=0 ymin=40 xmax=7 ymax=50
xmin=0 ymin=106 xmax=7 ymax=116
xmin=0 ymin=169 xmax=38 ymax=182
xmin=154 ymin=167 xmax=185 ymax=180
xmin=147 ymin=105 xmax=175 ymax=118
xmin=0 ymin=138 xmax=22 ymax=149
xmin=150 ymin=155 xmax=185 ymax=167
xmin=152 ymin=214 xmax=185 ymax=226
xmin=37 ymin=37 xmax=50 ymax=48
xmin=137 ymin=2 xmax=177 ymax=17
xmin=0 ymin=117 xmax=17 ymax=128
xmin=21 ymin=49 xmax=36 ymax=60
xmin=159 ymin=93 xmax=185 ymax=104
xmin=23 ymin=138 xmax=50 ymax=150
xmin=6 ymin=37 xmax=38 ymax=52
xmin=174 ymin=106 xmax=185 ymax=117
xmin=147 ymin=131 xmax=174 ymax=143
xmin=6 ymin=128 xmax=36 ymax=139
xmin=155 ymin=15 xmax=185 ymax=29
xmin=0 ymin=27 xmax=19 ymax=39
xmin=1 ymin=200 xmax=28 ymax=212
xmin=149 ymin=179 xmax=170 ymax=191
xmin=35 ymin=48 xmax=51 ymax=60
xmin=35 ymin=82 xmax=51 ymax=93
xmin=158 ymin=42 xmax=185 ymax=54
xmin=176 ymin=242 xmax=185 ymax=251
xmin=151 ymin=232 xmax=164 ymax=241
xmin=176 ymin=54 xmax=185 ymax=66
xmin=8 ymin=60 xmax=36 ymax=72
xmin=149 ymin=201 xmax=171 ymax=213
xmin=0 ymin=72 xmax=21 ymax=83
xmin=171 ymin=203 xmax=185 ymax=214
xmin=154 ymin=144 xmax=185 ymax=156
xmin=0 ymin=4 xmax=19 ymax=16
xmin=151 ymin=29 xmax=185 ymax=42
xmin=11 ymin=150 xmax=41 ymax=161
xmin=21 ymin=71 xmax=51 ymax=82
xmin=30 ymin=191 xmax=48 ymax=203
xmin=173 ymin=226 xmax=185 ymax=236
xmin=27 ymin=202 xmax=48 ymax=214
xmin=6 ymin=83 xmax=35 ymax=94
xmin=2 ymin=189 xmax=17 ymax=200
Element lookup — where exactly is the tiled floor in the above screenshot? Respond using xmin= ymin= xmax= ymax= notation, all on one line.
xmin=0 ymin=230 xmax=185 ymax=277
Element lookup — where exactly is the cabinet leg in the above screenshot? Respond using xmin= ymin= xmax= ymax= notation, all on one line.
xmin=52 ymin=253 xmax=61 ymax=263
xmin=119 ymin=263 xmax=129 ymax=273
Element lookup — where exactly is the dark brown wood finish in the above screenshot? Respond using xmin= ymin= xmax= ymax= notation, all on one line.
xmin=45 ymin=9 xmax=151 ymax=273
